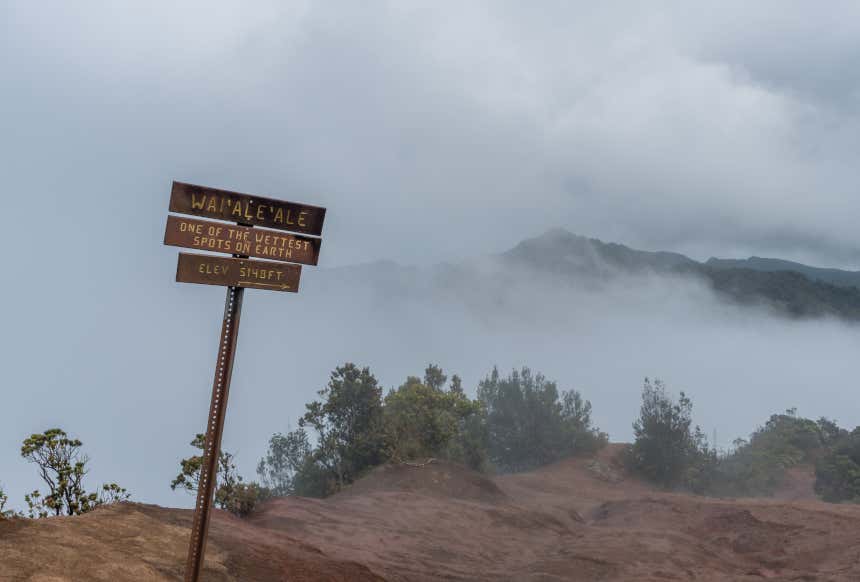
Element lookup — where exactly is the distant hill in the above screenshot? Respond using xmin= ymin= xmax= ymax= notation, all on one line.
xmin=501 ymin=229 xmax=860 ymax=320
xmin=312 ymin=229 xmax=860 ymax=322
xmin=707 ymin=256 xmax=860 ymax=289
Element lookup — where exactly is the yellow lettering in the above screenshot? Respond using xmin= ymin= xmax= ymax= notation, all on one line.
xmin=298 ymin=212 xmax=307 ymax=227
xmin=191 ymin=194 xmax=206 ymax=210
xmin=232 ymin=201 xmax=243 ymax=217
xmin=207 ymin=197 xmax=218 ymax=212
xmin=256 ymin=205 xmax=266 ymax=220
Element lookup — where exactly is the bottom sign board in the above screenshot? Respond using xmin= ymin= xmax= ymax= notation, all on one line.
xmin=176 ymin=252 xmax=301 ymax=292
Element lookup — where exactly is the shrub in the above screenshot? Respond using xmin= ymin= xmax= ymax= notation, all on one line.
xmin=172 ymin=433 xmax=267 ymax=517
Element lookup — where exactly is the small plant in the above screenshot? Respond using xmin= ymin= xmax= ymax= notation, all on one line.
xmin=0 ymin=486 xmax=13 ymax=519
xmin=173 ymin=433 xmax=266 ymax=517
xmin=20 ymin=428 xmax=130 ymax=518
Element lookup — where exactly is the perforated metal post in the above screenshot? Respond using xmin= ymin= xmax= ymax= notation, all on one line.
xmin=184 ymin=285 xmax=244 ymax=582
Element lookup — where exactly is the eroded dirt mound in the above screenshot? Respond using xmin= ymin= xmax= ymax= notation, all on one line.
xmin=4 ymin=447 xmax=860 ymax=581
xmin=337 ymin=459 xmax=507 ymax=504
xmin=0 ymin=502 xmax=381 ymax=582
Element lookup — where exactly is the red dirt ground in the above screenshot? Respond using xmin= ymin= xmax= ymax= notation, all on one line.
xmin=3 ymin=444 xmax=860 ymax=581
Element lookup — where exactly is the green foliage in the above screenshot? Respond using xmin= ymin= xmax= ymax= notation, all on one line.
xmin=0 ymin=486 xmax=14 ymax=519
xmin=815 ymin=428 xmax=860 ymax=502
xmin=172 ymin=433 xmax=264 ymax=517
xmin=261 ymin=362 xmax=605 ymax=497
xmin=298 ymin=363 xmax=389 ymax=495
xmin=478 ymin=367 xmax=606 ymax=473
xmin=383 ymin=374 xmax=487 ymax=470
xmin=257 ymin=427 xmax=313 ymax=496
xmin=423 ymin=364 xmax=448 ymax=391
xmin=629 ymin=379 xmax=709 ymax=489
xmin=707 ymin=412 xmax=837 ymax=497
xmin=20 ymin=428 xmax=129 ymax=518
xmin=449 ymin=374 xmax=464 ymax=395
xmin=222 ymin=482 xmax=270 ymax=517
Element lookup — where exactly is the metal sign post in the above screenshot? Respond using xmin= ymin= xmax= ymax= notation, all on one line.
xmin=184 ymin=284 xmax=244 ymax=582
xmin=163 ymin=181 xmax=325 ymax=582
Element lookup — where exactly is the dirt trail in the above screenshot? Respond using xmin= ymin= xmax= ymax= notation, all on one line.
xmin=3 ymin=444 xmax=860 ymax=581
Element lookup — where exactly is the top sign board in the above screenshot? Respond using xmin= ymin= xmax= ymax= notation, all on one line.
xmin=169 ymin=181 xmax=326 ymax=236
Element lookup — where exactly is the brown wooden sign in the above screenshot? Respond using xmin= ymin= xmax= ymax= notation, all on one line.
xmin=166 ymin=181 xmax=325 ymax=582
xmin=164 ymin=216 xmax=321 ymax=265
xmin=176 ymin=253 xmax=301 ymax=292
xmin=169 ymin=181 xmax=326 ymax=236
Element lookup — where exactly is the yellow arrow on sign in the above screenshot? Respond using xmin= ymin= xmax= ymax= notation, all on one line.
xmin=238 ymin=281 xmax=292 ymax=290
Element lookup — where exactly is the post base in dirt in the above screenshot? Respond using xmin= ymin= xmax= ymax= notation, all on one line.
xmin=184 ymin=285 xmax=244 ymax=582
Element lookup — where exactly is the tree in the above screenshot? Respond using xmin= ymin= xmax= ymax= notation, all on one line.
xmin=707 ymin=411 xmax=837 ymax=497
xmin=629 ymin=379 xmax=708 ymax=488
xmin=423 ymin=364 xmax=447 ymax=391
xmin=449 ymin=374 xmax=464 ymax=395
xmin=300 ymin=363 xmax=388 ymax=493
xmin=20 ymin=428 xmax=129 ymax=518
xmin=815 ymin=427 xmax=860 ymax=502
xmin=477 ymin=367 xmax=605 ymax=473
xmin=256 ymin=427 xmax=326 ymax=497
xmin=384 ymin=374 xmax=486 ymax=470
xmin=171 ymin=433 xmax=254 ymax=513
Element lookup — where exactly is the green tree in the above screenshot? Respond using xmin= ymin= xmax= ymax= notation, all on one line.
xmin=708 ymin=411 xmax=836 ymax=497
xmin=384 ymin=374 xmax=486 ymax=470
xmin=21 ymin=428 xmax=129 ymax=518
xmin=299 ymin=363 xmax=388 ymax=493
xmin=449 ymin=374 xmax=464 ymax=395
xmin=256 ymin=427 xmax=330 ymax=497
xmin=629 ymin=379 xmax=708 ymax=488
xmin=423 ymin=364 xmax=447 ymax=391
xmin=478 ymin=367 xmax=605 ymax=473
xmin=815 ymin=427 xmax=860 ymax=502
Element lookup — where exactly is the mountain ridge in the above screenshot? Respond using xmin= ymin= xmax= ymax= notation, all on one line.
xmin=502 ymin=228 xmax=860 ymax=320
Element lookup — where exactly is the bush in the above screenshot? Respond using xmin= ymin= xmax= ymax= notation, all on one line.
xmin=222 ymin=482 xmax=270 ymax=517
xmin=172 ymin=433 xmax=267 ymax=517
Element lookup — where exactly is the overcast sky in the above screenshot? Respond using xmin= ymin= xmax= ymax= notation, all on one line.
xmin=3 ymin=1 xmax=860 ymax=508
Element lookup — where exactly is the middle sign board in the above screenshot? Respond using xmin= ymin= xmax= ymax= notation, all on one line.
xmin=164 ymin=215 xmax=321 ymax=265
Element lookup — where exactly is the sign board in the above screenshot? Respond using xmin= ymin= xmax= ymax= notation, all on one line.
xmin=164 ymin=215 xmax=321 ymax=265
xmin=176 ymin=252 xmax=301 ymax=292
xmin=170 ymin=181 xmax=326 ymax=236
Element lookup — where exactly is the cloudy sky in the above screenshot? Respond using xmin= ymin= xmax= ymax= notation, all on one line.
xmin=2 ymin=1 xmax=860 ymax=507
